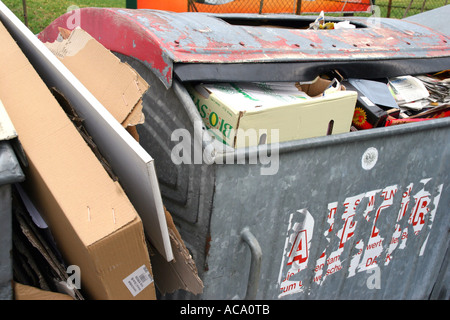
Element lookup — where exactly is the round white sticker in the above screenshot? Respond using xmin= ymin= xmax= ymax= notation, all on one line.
xmin=362 ymin=147 xmax=378 ymax=170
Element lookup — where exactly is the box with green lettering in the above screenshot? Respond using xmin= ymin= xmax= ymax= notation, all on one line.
xmin=187 ymin=78 xmax=357 ymax=148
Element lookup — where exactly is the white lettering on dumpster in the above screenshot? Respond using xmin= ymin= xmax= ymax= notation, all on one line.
xmin=277 ymin=178 xmax=443 ymax=298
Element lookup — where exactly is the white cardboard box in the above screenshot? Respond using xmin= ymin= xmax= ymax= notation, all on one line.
xmin=188 ymin=78 xmax=357 ymax=148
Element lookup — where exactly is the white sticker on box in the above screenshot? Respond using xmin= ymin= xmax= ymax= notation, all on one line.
xmin=361 ymin=96 xmax=375 ymax=107
xmin=123 ymin=265 xmax=153 ymax=297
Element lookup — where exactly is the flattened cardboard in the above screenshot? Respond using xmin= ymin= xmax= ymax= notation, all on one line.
xmin=0 ymin=20 xmax=155 ymax=300
xmin=14 ymin=282 xmax=74 ymax=300
xmin=45 ymin=27 xmax=147 ymax=129
xmin=45 ymin=27 xmax=203 ymax=295
xmin=1 ymin=3 xmax=202 ymax=295
xmin=12 ymin=184 xmax=84 ymax=299
xmin=188 ymin=79 xmax=357 ymax=148
xmin=151 ymin=207 xmax=203 ymax=295
xmin=0 ymin=2 xmax=173 ymax=262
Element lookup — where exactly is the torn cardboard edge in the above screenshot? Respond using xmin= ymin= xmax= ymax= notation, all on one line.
xmin=0 ymin=17 xmax=156 ymax=299
xmin=42 ymin=26 xmax=174 ymax=262
xmin=0 ymin=1 xmax=174 ymax=262
xmin=12 ymin=186 xmax=84 ymax=300
xmin=1 ymin=5 xmax=201 ymax=295
xmin=50 ymin=87 xmax=118 ymax=182
xmin=45 ymin=27 xmax=147 ymax=131
xmin=150 ymin=207 xmax=204 ymax=296
xmin=13 ymin=282 xmax=74 ymax=300
xmin=42 ymin=25 xmax=203 ymax=293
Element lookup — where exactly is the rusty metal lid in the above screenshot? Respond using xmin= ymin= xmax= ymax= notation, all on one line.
xmin=39 ymin=8 xmax=450 ymax=88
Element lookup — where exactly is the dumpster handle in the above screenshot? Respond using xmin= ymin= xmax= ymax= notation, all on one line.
xmin=241 ymin=227 xmax=262 ymax=300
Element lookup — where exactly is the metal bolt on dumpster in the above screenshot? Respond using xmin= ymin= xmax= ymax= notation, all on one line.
xmin=39 ymin=7 xmax=450 ymax=300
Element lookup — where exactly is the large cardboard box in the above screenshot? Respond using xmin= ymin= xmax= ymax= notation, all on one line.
xmin=40 ymin=27 xmax=203 ymax=295
xmin=0 ymin=21 xmax=155 ymax=300
xmin=188 ymin=79 xmax=357 ymax=148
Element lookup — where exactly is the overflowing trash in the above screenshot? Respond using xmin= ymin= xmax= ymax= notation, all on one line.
xmin=384 ymin=72 xmax=450 ymax=126
xmin=190 ymin=70 xmax=450 ymax=146
xmin=187 ymin=77 xmax=357 ymax=148
xmin=1 ymin=2 xmax=449 ymax=302
xmin=308 ymin=10 xmax=356 ymax=30
xmin=366 ymin=72 xmax=447 ymax=126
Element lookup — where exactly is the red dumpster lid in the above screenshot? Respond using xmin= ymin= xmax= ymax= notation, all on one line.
xmin=39 ymin=8 xmax=450 ymax=88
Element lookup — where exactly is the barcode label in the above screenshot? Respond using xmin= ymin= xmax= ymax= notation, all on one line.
xmin=123 ymin=265 xmax=154 ymax=297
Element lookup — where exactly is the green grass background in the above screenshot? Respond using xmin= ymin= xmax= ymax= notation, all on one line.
xmin=3 ymin=0 xmax=447 ymax=34
xmin=3 ymin=0 xmax=126 ymax=34
xmin=374 ymin=0 xmax=448 ymax=18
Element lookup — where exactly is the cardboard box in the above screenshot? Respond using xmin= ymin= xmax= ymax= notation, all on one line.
xmin=41 ymin=27 xmax=203 ymax=295
xmin=28 ymin=20 xmax=173 ymax=262
xmin=44 ymin=27 xmax=147 ymax=139
xmin=0 ymin=21 xmax=155 ymax=300
xmin=188 ymin=78 xmax=357 ymax=148
xmin=14 ymin=282 xmax=74 ymax=301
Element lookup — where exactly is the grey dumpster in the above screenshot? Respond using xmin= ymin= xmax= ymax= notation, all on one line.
xmin=40 ymin=8 xmax=450 ymax=300
xmin=122 ymin=58 xmax=450 ymax=300
xmin=0 ymin=108 xmax=25 ymax=300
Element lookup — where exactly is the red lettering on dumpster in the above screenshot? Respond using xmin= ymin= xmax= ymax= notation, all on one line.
xmin=410 ymin=195 xmax=430 ymax=233
xmin=287 ymin=230 xmax=308 ymax=265
xmin=339 ymin=214 xmax=356 ymax=249
xmin=279 ymin=179 xmax=444 ymax=298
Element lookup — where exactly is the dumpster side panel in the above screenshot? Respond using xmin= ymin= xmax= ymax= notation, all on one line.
xmin=116 ymin=54 xmax=216 ymax=282
xmin=114 ymin=53 xmax=449 ymax=300
xmin=0 ymin=184 xmax=12 ymax=300
xmin=0 ymin=141 xmax=25 ymax=300
xmin=116 ymin=51 xmax=449 ymax=300
xmin=204 ymin=120 xmax=449 ymax=299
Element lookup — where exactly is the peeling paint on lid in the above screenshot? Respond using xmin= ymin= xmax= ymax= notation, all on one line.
xmin=39 ymin=8 xmax=450 ymax=88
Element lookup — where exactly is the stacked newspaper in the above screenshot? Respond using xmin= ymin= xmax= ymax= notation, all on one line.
xmin=388 ymin=72 xmax=450 ymax=111
xmin=416 ymin=73 xmax=450 ymax=105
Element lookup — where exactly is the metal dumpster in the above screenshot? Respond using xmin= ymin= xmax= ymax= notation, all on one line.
xmin=39 ymin=8 xmax=450 ymax=300
xmin=0 ymin=104 xmax=25 ymax=300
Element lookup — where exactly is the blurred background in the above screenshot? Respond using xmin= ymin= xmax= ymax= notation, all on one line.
xmin=3 ymin=0 xmax=448 ymax=34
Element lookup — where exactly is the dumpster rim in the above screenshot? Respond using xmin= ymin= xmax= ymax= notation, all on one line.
xmin=174 ymin=75 xmax=450 ymax=162
xmin=174 ymin=56 xmax=450 ymax=84
xmin=229 ymin=117 xmax=450 ymax=161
